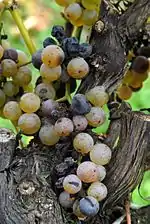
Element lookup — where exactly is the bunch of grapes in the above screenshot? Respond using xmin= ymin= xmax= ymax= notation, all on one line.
xmin=55 ymin=0 xmax=100 ymax=27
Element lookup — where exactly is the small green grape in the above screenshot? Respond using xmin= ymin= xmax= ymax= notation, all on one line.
xmin=73 ymin=132 xmax=94 ymax=154
xmin=3 ymin=101 xmax=22 ymax=121
xmin=63 ymin=174 xmax=82 ymax=194
xmin=40 ymin=63 xmax=61 ymax=82
xmin=20 ymin=93 xmax=41 ymax=113
xmin=82 ymin=9 xmax=98 ymax=26
xmin=85 ymin=107 xmax=106 ymax=127
xmin=1 ymin=59 xmax=18 ymax=77
xmin=13 ymin=66 xmax=32 ymax=86
xmin=87 ymin=182 xmax=108 ymax=202
xmin=39 ymin=125 xmax=60 ymax=146
xmin=64 ymin=3 xmax=83 ymax=21
xmin=90 ymin=143 xmax=112 ymax=165
xmin=3 ymin=81 xmax=19 ymax=97
xmin=67 ymin=57 xmax=89 ymax=79
xmin=18 ymin=113 xmax=41 ymax=135
xmin=0 ymin=89 xmax=6 ymax=108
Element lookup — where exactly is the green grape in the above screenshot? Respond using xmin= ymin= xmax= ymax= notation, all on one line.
xmin=117 ymin=84 xmax=132 ymax=100
xmin=64 ymin=3 xmax=83 ymax=21
xmin=73 ymin=132 xmax=94 ymax=154
xmin=20 ymin=93 xmax=41 ymax=113
xmin=39 ymin=125 xmax=60 ymax=146
xmin=0 ymin=89 xmax=6 ymax=108
xmin=18 ymin=113 xmax=41 ymax=135
xmin=54 ymin=117 xmax=74 ymax=136
xmin=82 ymin=9 xmax=98 ymax=26
xmin=55 ymin=0 xmax=76 ymax=7
xmin=90 ymin=143 xmax=112 ymax=165
xmin=87 ymin=182 xmax=108 ymax=202
xmin=40 ymin=63 xmax=61 ymax=82
xmin=97 ymin=165 xmax=106 ymax=181
xmin=81 ymin=0 xmax=99 ymax=10
xmin=1 ymin=59 xmax=18 ymax=77
xmin=63 ymin=174 xmax=82 ymax=194
xmin=13 ymin=66 xmax=32 ymax=86
xmin=3 ymin=101 xmax=22 ymax=121
xmin=73 ymin=200 xmax=87 ymax=220
xmin=41 ymin=45 xmax=65 ymax=68
xmin=67 ymin=57 xmax=89 ymax=79
xmin=16 ymin=50 xmax=29 ymax=66
xmin=59 ymin=191 xmax=75 ymax=209
xmin=0 ymin=45 xmax=4 ymax=60
xmin=85 ymin=107 xmax=106 ymax=127
xmin=35 ymin=83 xmax=56 ymax=100
xmin=77 ymin=161 xmax=99 ymax=183
xmin=86 ymin=86 xmax=109 ymax=107
xmin=3 ymin=81 xmax=19 ymax=97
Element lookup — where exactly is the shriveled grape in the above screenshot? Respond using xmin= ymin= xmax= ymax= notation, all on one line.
xmin=3 ymin=101 xmax=22 ymax=121
xmin=54 ymin=117 xmax=74 ymax=136
xmin=63 ymin=174 xmax=82 ymax=194
xmin=87 ymin=182 xmax=107 ymax=202
xmin=20 ymin=93 xmax=41 ymax=113
xmin=73 ymin=132 xmax=94 ymax=154
xmin=85 ymin=107 xmax=106 ymax=127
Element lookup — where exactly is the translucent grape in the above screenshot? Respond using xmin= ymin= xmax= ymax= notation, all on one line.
xmin=59 ymin=191 xmax=75 ymax=209
xmin=79 ymin=196 xmax=99 ymax=217
xmin=18 ymin=113 xmax=41 ymax=135
xmin=1 ymin=59 xmax=18 ymax=77
xmin=86 ymin=86 xmax=109 ymax=107
xmin=97 ymin=165 xmax=106 ymax=181
xmin=20 ymin=93 xmax=41 ymax=113
xmin=82 ymin=9 xmax=98 ymax=26
xmin=13 ymin=66 xmax=32 ymax=86
xmin=85 ymin=107 xmax=106 ymax=127
xmin=3 ymin=48 xmax=18 ymax=62
xmin=40 ymin=63 xmax=61 ymax=82
xmin=39 ymin=125 xmax=60 ymax=146
xmin=17 ymin=50 xmax=29 ymax=66
xmin=81 ymin=0 xmax=99 ymax=10
xmin=72 ymin=115 xmax=88 ymax=131
xmin=63 ymin=174 xmax=82 ymax=194
xmin=55 ymin=0 xmax=76 ymax=7
xmin=3 ymin=101 xmax=22 ymax=121
xmin=41 ymin=99 xmax=58 ymax=117
xmin=87 ymin=182 xmax=108 ymax=202
xmin=41 ymin=45 xmax=65 ymax=68
xmin=0 ymin=89 xmax=6 ymax=108
xmin=35 ymin=83 xmax=56 ymax=100
xmin=73 ymin=200 xmax=87 ymax=220
xmin=90 ymin=143 xmax=112 ymax=165
xmin=77 ymin=161 xmax=99 ymax=183
xmin=117 ymin=85 xmax=132 ymax=100
xmin=70 ymin=16 xmax=84 ymax=27
xmin=0 ymin=45 xmax=4 ymax=60
xmin=54 ymin=117 xmax=74 ymax=136
xmin=67 ymin=57 xmax=89 ymax=79
xmin=3 ymin=81 xmax=19 ymax=97
xmin=73 ymin=132 xmax=94 ymax=154
xmin=64 ymin=3 xmax=82 ymax=21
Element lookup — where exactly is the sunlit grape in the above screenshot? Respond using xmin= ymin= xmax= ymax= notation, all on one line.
xmin=72 ymin=115 xmax=88 ymax=131
xmin=67 ymin=57 xmax=89 ymax=79
xmin=85 ymin=107 xmax=106 ymax=127
xmin=79 ymin=196 xmax=99 ymax=217
xmin=18 ymin=113 xmax=41 ymax=135
xmin=63 ymin=174 xmax=82 ymax=194
xmin=90 ymin=143 xmax=112 ymax=165
xmin=87 ymin=182 xmax=108 ymax=202
xmin=54 ymin=117 xmax=74 ymax=136
xmin=59 ymin=191 xmax=75 ymax=209
xmin=35 ymin=83 xmax=56 ymax=100
xmin=97 ymin=165 xmax=106 ymax=181
xmin=0 ymin=89 xmax=6 ymax=108
xmin=20 ymin=93 xmax=41 ymax=113
xmin=1 ymin=59 xmax=18 ymax=77
xmin=3 ymin=81 xmax=19 ymax=97
xmin=64 ymin=3 xmax=82 ymax=21
xmin=39 ymin=125 xmax=60 ymax=146
xmin=42 ymin=45 xmax=65 ymax=68
xmin=70 ymin=16 xmax=84 ymax=27
xmin=77 ymin=161 xmax=99 ymax=183
xmin=3 ymin=101 xmax=22 ymax=121
xmin=13 ymin=66 xmax=32 ymax=86
xmin=86 ymin=86 xmax=109 ymax=107
xmin=40 ymin=63 xmax=61 ymax=82
xmin=73 ymin=132 xmax=94 ymax=154
xmin=17 ymin=50 xmax=29 ymax=66
xmin=117 ymin=84 xmax=132 ymax=100
xmin=82 ymin=9 xmax=98 ymax=26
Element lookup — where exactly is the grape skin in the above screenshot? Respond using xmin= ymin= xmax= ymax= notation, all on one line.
xmin=77 ymin=161 xmax=99 ymax=183
xmin=90 ymin=143 xmax=112 ymax=165
xmin=63 ymin=174 xmax=82 ymax=194
xmin=85 ymin=107 xmax=106 ymax=127
xmin=54 ymin=117 xmax=74 ymax=136
xmin=13 ymin=66 xmax=32 ymax=86
xmin=73 ymin=132 xmax=94 ymax=154
xmin=1 ymin=59 xmax=18 ymax=77
xmin=41 ymin=45 xmax=65 ymax=68
xmin=20 ymin=93 xmax=41 ymax=113
xmin=67 ymin=57 xmax=89 ymax=79
xmin=72 ymin=115 xmax=88 ymax=131
xmin=64 ymin=3 xmax=83 ymax=22
xmin=79 ymin=196 xmax=99 ymax=217
xmin=86 ymin=86 xmax=109 ymax=107
xmin=3 ymin=101 xmax=22 ymax=121
xmin=97 ymin=165 xmax=106 ymax=181
xmin=59 ymin=191 xmax=75 ymax=209
xmin=0 ymin=89 xmax=6 ymax=108
xmin=18 ymin=113 xmax=41 ymax=135
xmin=3 ymin=81 xmax=19 ymax=97
xmin=87 ymin=182 xmax=108 ymax=202
xmin=40 ymin=63 xmax=61 ymax=82
xmin=35 ymin=83 xmax=56 ymax=100
xmin=39 ymin=125 xmax=60 ymax=146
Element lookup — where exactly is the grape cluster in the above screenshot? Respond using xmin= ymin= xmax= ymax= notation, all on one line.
xmin=55 ymin=0 xmax=99 ymax=27
xmin=117 ymin=46 xmax=150 ymax=100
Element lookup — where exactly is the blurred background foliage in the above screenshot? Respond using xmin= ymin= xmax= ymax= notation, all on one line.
xmin=0 ymin=0 xmax=149 ymax=207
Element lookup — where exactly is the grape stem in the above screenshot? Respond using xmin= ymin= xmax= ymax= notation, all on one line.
xmin=8 ymin=4 xmax=36 ymax=55
xmin=56 ymin=83 xmax=72 ymax=104
xmin=18 ymin=61 xmax=32 ymax=68
xmin=125 ymin=198 xmax=132 ymax=224
xmin=79 ymin=25 xmax=92 ymax=44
